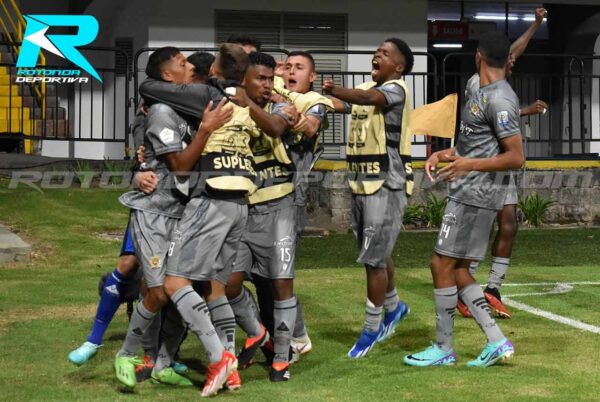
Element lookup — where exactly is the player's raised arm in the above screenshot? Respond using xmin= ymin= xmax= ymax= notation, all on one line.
xmin=510 ymin=7 xmax=547 ymax=61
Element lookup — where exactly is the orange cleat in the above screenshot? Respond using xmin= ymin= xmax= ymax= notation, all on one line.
xmin=484 ymin=288 xmax=511 ymax=319
xmin=456 ymin=298 xmax=473 ymax=318
xmin=225 ymin=369 xmax=242 ymax=390
xmin=201 ymin=351 xmax=238 ymax=397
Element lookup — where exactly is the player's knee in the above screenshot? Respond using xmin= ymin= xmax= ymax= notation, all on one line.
xmin=117 ymin=255 xmax=138 ymax=276
xmin=146 ymin=286 xmax=169 ymax=310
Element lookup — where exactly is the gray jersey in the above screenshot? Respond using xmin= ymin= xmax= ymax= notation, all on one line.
xmin=287 ymin=103 xmax=327 ymax=207
xmin=120 ymin=103 xmax=192 ymax=218
xmin=374 ymin=82 xmax=406 ymax=191
xmin=131 ymin=107 xmax=146 ymax=150
xmin=448 ymin=79 xmax=521 ymax=210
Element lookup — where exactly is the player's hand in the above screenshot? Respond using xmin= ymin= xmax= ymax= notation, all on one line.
xmin=424 ymin=153 xmax=440 ymax=182
xmin=322 ymin=78 xmax=336 ymax=94
xmin=201 ymin=98 xmax=233 ymax=133
xmin=134 ymin=170 xmax=158 ymax=194
xmin=229 ymin=86 xmax=251 ymax=108
xmin=136 ymin=145 xmax=146 ymax=164
xmin=140 ymin=102 xmax=149 ymax=117
xmin=270 ymin=93 xmax=287 ymax=103
xmin=275 ymin=60 xmax=285 ymax=77
xmin=292 ymin=114 xmax=309 ymax=132
xmin=437 ymin=156 xmax=473 ymax=182
xmin=282 ymin=105 xmax=300 ymax=126
xmin=532 ymin=99 xmax=548 ymax=115
xmin=535 ymin=8 xmax=547 ymax=24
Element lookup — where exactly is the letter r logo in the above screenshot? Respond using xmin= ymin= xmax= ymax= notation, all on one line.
xmin=17 ymin=15 xmax=102 ymax=82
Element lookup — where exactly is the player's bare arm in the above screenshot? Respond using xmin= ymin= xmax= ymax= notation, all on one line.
xmin=323 ymin=78 xmax=387 ymax=107
xmin=510 ymin=8 xmax=547 ymax=60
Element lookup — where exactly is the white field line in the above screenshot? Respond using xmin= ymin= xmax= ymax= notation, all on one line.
xmin=501 ymin=281 xmax=600 ymax=334
xmin=503 ymin=299 xmax=600 ymax=335
xmin=501 ymin=281 xmax=600 ymax=287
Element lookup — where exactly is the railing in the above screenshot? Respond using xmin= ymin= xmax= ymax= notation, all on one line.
xmin=0 ymin=0 xmax=45 ymax=119
xmin=0 ymin=43 xmax=130 ymax=151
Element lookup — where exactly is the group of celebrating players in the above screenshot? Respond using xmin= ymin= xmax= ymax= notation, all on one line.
xmin=67 ymin=7 xmax=548 ymax=397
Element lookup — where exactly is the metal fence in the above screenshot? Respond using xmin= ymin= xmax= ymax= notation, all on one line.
xmin=0 ymin=42 xmax=130 ymax=154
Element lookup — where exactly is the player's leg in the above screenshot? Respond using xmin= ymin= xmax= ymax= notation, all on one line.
xmin=349 ymin=188 xmax=408 ymax=358
xmin=268 ymin=204 xmax=297 ymax=382
xmin=114 ymin=211 xmax=180 ymax=388
xmin=290 ymin=295 xmax=312 ymax=363
xmin=227 ymin=241 xmax=268 ymax=369
xmin=485 ymin=203 xmax=518 ymax=318
xmin=403 ymin=253 xmax=459 ymax=366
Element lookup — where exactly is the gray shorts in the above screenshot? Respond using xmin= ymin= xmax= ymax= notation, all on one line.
xmin=233 ymin=201 xmax=297 ymax=280
xmin=166 ymin=196 xmax=248 ymax=284
xmin=129 ymin=209 xmax=178 ymax=288
xmin=351 ymin=186 xmax=407 ymax=268
xmin=504 ymin=183 xmax=518 ymax=205
xmin=434 ymin=199 xmax=497 ymax=261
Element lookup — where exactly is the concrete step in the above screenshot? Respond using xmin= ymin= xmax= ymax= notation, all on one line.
xmin=0 ymin=224 xmax=31 ymax=264
xmin=32 ymin=107 xmax=66 ymax=120
xmin=33 ymin=119 xmax=68 ymax=138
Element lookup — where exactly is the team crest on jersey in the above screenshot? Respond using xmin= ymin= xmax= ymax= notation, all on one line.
xmin=497 ymin=111 xmax=510 ymax=129
xmin=150 ymin=255 xmax=161 ymax=269
xmin=470 ymin=102 xmax=481 ymax=116
xmin=159 ymin=127 xmax=175 ymax=143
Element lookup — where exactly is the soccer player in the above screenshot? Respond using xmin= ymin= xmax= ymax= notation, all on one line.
xmin=404 ymin=31 xmax=524 ymax=368
xmin=114 ymin=46 xmax=233 ymax=391
xmin=224 ymin=51 xmax=320 ymax=382
xmin=323 ymin=38 xmax=414 ymax=358
xmin=458 ymin=8 xmax=548 ymax=319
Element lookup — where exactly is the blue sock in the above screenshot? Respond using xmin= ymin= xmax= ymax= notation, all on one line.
xmin=87 ymin=269 xmax=126 ymax=345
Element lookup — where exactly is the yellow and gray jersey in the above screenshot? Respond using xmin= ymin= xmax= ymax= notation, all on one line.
xmin=120 ymin=103 xmax=192 ymax=218
xmin=449 ymin=79 xmax=521 ymax=210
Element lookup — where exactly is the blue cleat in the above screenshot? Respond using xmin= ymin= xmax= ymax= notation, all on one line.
xmin=404 ymin=343 xmax=457 ymax=367
xmin=171 ymin=361 xmax=189 ymax=374
xmin=68 ymin=341 xmax=101 ymax=366
xmin=467 ymin=338 xmax=514 ymax=368
xmin=379 ymin=301 xmax=410 ymax=342
xmin=348 ymin=324 xmax=384 ymax=359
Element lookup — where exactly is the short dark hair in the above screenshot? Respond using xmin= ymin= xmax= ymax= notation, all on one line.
xmin=226 ymin=34 xmax=262 ymax=51
xmin=248 ymin=51 xmax=276 ymax=70
xmin=478 ymin=32 xmax=511 ymax=69
xmin=145 ymin=46 xmax=180 ymax=80
xmin=287 ymin=51 xmax=315 ymax=70
xmin=218 ymin=43 xmax=249 ymax=82
xmin=385 ymin=38 xmax=414 ymax=76
xmin=187 ymin=52 xmax=215 ymax=79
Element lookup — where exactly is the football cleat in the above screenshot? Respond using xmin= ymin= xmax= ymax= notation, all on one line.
xmin=238 ymin=324 xmax=269 ymax=369
xmin=456 ymin=298 xmax=473 ymax=318
xmin=484 ymin=287 xmax=512 ymax=318
xmin=150 ymin=367 xmax=193 ymax=386
xmin=134 ymin=354 xmax=154 ymax=382
xmin=347 ymin=324 xmax=384 ymax=359
xmin=68 ymin=341 xmax=101 ymax=366
xmin=467 ymin=338 xmax=514 ymax=368
xmin=290 ymin=334 xmax=313 ymax=364
xmin=201 ymin=351 xmax=237 ymax=397
xmin=404 ymin=343 xmax=457 ymax=367
xmin=171 ymin=361 xmax=189 ymax=374
xmin=379 ymin=301 xmax=410 ymax=342
xmin=115 ymin=354 xmax=143 ymax=388
xmin=225 ymin=370 xmax=242 ymax=390
xmin=269 ymin=362 xmax=290 ymax=382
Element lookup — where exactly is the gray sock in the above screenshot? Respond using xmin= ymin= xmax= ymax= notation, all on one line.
xmin=460 ymin=283 xmax=505 ymax=343
xmin=384 ymin=288 xmax=400 ymax=312
xmin=154 ymin=304 xmax=187 ymax=372
xmin=469 ymin=261 xmax=479 ymax=276
xmin=273 ymin=297 xmax=297 ymax=364
xmin=208 ymin=296 xmax=236 ymax=355
xmin=140 ymin=310 xmax=161 ymax=364
xmin=434 ymin=286 xmax=457 ymax=352
xmin=488 ymin=257 xmax=510 ymax=290
xmin=230 ymin=289 xmax=263 ymax=338
xmin=119 ymin=301 xmax=157 ymax=357
xmin=293 ymin=295 xmax=307 ymax=338
xmin=243 ymin=286 xmax=261 ymax=322
xmin=364 ymin=299 xmax=382 ymax=332
xmin=171 ymin=286 xmax=224 ymax=363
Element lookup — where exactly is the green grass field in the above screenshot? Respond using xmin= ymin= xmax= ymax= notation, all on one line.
xmin=1 ymin=182 xmax=599 ymax=401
